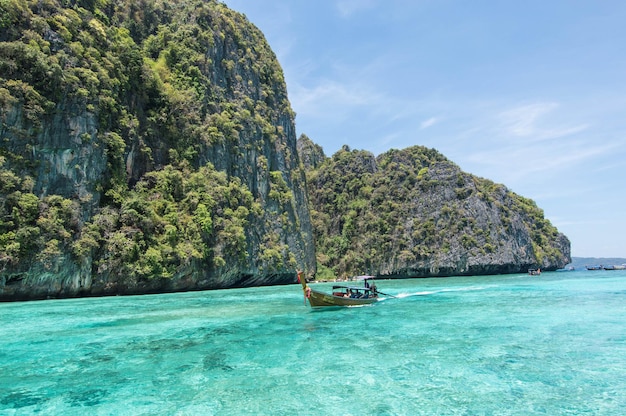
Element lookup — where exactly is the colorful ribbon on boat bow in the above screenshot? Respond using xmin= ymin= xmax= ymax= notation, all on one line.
xmin=297 ymin=270 xmax=311 ymax=305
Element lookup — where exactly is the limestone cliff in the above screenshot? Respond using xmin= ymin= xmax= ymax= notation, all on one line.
xmin=0 ymin=0 xmax=315 ymax=300
xmin=299 ymin=138 xmax=570 ymax=279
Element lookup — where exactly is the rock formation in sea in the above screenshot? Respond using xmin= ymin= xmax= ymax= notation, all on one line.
xmin=299 ymin=138 xmax=570 ymax=279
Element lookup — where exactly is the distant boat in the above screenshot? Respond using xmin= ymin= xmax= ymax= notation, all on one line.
xmin=298 ymin=272 xmax=379 ymax=308
xmin=528 ymin=268 xmax=541 ymax=276
xmin=586 ymin=265 xmax=603 ymax=270
xmin=603 ymin=265 xmax=625 ymax=270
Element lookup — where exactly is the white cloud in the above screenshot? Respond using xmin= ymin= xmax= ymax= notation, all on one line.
xmin=420 ymin=117 xmax=440 ymax=129
xmin=289 ymin=78 xmax=383 ymax=123
xmin=427 ymin=97 xmax=623 ymax=195
xmin=335 ymin=0 xmax=378 ymax=17
xmin=497 ymin=102 xmax=590 ymax=141
xmin=499 ymin=102 xmax=557 ymax=136
xmin=463 ymin=136 xmax=620 ymax=190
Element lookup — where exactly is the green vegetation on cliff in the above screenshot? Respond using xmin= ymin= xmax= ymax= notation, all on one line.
xmin=300 ymin=138 xmax=570 ymax=279
xmin=0 ymin=0 xmax=314 ymax=299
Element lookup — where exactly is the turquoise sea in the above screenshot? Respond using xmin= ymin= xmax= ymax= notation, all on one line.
xmin=1 ymin=270 xmax=625 ymax=415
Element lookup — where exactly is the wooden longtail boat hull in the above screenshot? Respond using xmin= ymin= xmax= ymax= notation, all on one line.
xmin=298 ymin=271 xmax=378 ymax=308
xmin=307 ymin=289 xmax=378 ymax=307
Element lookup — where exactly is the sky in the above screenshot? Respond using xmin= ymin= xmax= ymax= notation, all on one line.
xmin=223 ymin=0 xmax=626 ymax=259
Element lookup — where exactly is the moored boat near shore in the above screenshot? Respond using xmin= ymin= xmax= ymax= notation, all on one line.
xmin=298 ymin=271 xmax=379 ymax=308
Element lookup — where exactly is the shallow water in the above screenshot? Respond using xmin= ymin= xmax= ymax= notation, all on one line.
xmin=1 ymin=270 xmax=625 ymax=415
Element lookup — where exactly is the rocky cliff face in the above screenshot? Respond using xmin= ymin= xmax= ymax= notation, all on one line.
xmin=0 ymin=0 xmax=315 ymax=301
xmin=300 ymin=139 xmax=570 ymax=279
xmin=0 ymin=1 xmax=570 ymax=301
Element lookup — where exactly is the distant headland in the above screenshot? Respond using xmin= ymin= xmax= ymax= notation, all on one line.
xmin=567 ymin=257 xmax=626 ymax=270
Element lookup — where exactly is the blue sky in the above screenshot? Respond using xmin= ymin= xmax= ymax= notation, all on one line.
xmin=223 ymin=0 xmax=626 ymax=259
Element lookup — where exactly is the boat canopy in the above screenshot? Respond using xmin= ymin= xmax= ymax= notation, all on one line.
xmin=332 ymin=285 xmax=374 ymax=291
xmin=355 ymin=275 xmax=376 ymax=280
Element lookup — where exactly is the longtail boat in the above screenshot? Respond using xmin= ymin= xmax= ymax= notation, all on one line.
xmin=297 ymin=271 xmax=379 ymax=308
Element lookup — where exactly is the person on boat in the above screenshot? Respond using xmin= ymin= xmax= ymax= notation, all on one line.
xmin=370 ymin=282 xmax=377 ymax=295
